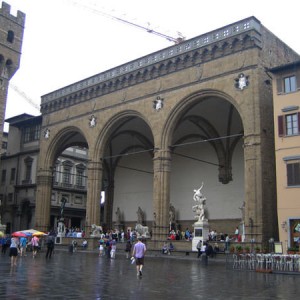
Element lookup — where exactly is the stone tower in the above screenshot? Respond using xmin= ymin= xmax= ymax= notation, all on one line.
xmin=0 ymin=2 xmax=25 ymax=155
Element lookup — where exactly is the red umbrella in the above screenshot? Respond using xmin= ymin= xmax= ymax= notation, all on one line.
xmin=12 ymin=231 xmax=27 ymax=237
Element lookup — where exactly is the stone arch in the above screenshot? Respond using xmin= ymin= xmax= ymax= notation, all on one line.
xmin=35 ymin=126 xmax=89 ymax=231
xmin=161 ymin=89 xmax=243 ymax=149
xmin=93 ymin=110 xmax=154 ymax=162
xmin=42 ymin=126 xmax=89 ymax=169
xmin=92 ymin=109 xmax=155 ymax=229
xmin=152 ymin=89 xmax=245 ymax=237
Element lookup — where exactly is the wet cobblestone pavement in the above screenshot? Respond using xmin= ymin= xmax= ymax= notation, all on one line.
xmin=0 ymin=250 xmax=299 ymax=299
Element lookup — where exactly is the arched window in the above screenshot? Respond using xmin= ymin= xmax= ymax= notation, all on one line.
xmin=7 ymin=30 xmax=14 ymax=43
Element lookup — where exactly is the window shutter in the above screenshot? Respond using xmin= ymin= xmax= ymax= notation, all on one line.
xmin=278 ymin=115 xmax=284 ymax=136
xmin=298 ymin=112 xmax=300 ymax=133
xmin=276 ymin=77 xmax=283 ymax=94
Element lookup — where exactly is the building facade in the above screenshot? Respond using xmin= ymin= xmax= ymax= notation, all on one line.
xmin=0 ymin=2 xmax=25 ymax=166
xmin=0 ymin=114 xmax=88 ymax=233
xmin=270 ymin=61 xmax=300 ymax=253
xmin=33 ymin=16 xmax=300 ymax=243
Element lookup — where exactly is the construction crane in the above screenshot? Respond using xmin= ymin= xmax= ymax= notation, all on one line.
xmin=66 ymin=0 xmax=185 ymax=44
xmin=9 ymin=83 xmax=40 ymax=112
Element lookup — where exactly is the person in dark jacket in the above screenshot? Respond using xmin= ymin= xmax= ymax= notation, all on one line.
xmin=45 ymin=234 xmax=55 ymax=259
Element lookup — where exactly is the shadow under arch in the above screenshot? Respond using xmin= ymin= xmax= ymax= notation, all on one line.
xmin=35 ymin=125 xmax=89 ymax=232
xmin=93 ymin=109 xmax=154 ymax=162
xmin=92 ymin=109 xmax=155 ymax=229
xmin=161 ymin=89 xmax=244 ymax=184
xmin=43 ymin=126 xmax=89 ymax=169
xmin=161 ymin=89 xmax=244 ymax=148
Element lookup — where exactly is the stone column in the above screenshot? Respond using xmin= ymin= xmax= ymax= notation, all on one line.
xmin=152 ymin=149 xmax=172 ymax=240
xmin=243 ymin=134 xmax=263 ymax=242
xmin=85 ymin=160 xmax=103 ymax=236
xmin=35 ymin=168 xmax=53 ymax=232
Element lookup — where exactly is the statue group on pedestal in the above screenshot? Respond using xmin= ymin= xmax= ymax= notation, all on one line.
xmin=135 ymin=206 xmax=150 ymax=238
xmin=192 ymin=182 xmax=207 ymax=223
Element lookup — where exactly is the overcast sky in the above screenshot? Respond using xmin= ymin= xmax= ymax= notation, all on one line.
xmin=3 ymin=0 xmax=300 ymax=131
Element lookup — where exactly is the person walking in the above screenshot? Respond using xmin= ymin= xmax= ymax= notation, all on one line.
xmin=125 ymin=240 xmax=132 ymax=259
xmin=132 ymin=237 xmax=146 ymax=277
xmin=19 ymin=236 xmax=27 ymax=257
xmin=98 ymin=238 xmax=104 ymax=256
xmin=45 ymin=234 xmax=55 ymax=259
xmin=196 ymin=240 xmax=202 ymax=258
xmin=31 ymin=235 xmax=39 ymax=258
xmin=110 ymin=240 xmax=117 ymax=259
xmin=9 ymin=236 xmax=19 ymax=266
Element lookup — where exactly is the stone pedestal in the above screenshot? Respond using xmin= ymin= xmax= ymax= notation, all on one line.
xmin=241 ymin=222 xmax=245 ymax=242
xmin=56 ymin=219 xmax=65 ymax=244
xmin=192 ymin=220 xmax=209 ymax=251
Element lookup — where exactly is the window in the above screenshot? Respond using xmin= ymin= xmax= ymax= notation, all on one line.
xmin=76 ymin=169 xmax=84 ymax=187
xmin=23 ymin=124 xmax=41 ymax=143
xmin=284 ymin=75 xmax=296 ymax=93
xmin=7 ymin=30 xmax=14 ymax=43
xmin=75 ymin=164 xmax=86 ymax=187
xmin=10 ymin=168 xmax=16 ymax=182
xmin=63 ymin=167 xmax=71 ymax=185
xmin=1 ymin=169 xmax=6 ymax=184
xmin=62 ymin=160 xmax=73 ymax=186
xmin=24 ymin=156 xmax=33 ymax=183
xmin=8 ymin=193 xmax=13 ymax=202
xmin=287 ymin=162 xmax=300 ymax=186
xmin=278 ymin=113 xmax=300 ymax=136
xmin=286 ymin=114 xmax=299 ymax=135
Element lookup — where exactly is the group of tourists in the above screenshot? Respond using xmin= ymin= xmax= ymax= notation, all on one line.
xmin=96 ymin=235 xmax=146 ymax=277
xmin=0 ymin=230 xmax=57 ymax=267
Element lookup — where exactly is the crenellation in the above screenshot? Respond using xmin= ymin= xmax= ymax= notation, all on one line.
xmin=0 ymin=2 xmax=25 ymax=27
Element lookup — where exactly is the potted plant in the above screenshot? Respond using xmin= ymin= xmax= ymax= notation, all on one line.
xmin=244 ymin=245 xmax=250 ymax=253
xmin=287 ymin=247 xmax=299 ymax=254
xmin=235 ymin=245 xmax=243 ymax=253
xmin=255 ymin=246 xmax=261 ymax=253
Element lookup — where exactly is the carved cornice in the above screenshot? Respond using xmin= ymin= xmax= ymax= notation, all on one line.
xmin=41 ymin=17 xmax=262 ymax=114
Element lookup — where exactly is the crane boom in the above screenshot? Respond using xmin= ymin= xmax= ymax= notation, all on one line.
xmin=66 ymin=0 xmax=184 ymax=44
xmin=9 ymin=83 xmax=40 ymax=112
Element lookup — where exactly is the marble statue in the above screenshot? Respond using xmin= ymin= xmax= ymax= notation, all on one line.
xmin=115 ymin=207 xmax=121 ymax=224
xmin=136 ymin=206 xmax=144 ymax=225
xmin=60 ymin=198 xmax=67 ymax=219
xmin=153 ymin=212 xmax=157 ymax=226
xmin=239 ymin=201 xmax=245 ymax=221
xmin=135 ymin=223 xmax=150 ymax=238
xmin=192 ymin=182 xmax=207 ymax=222
xmin=169 ymin=203 xmax=176 ymax=224
xmin=91 ymin=224 xmax=103 ymax=237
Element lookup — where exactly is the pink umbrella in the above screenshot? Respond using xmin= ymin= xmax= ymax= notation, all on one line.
xmin=12 ymin=231 xmax=27 ymax=237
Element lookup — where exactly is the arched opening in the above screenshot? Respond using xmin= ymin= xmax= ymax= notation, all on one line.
xmin=100 ymin=113 xmax=154 ymax=233
xmin=40 ymin=128 xmax=89 ymax=234
xmin=168 ymin=93 xmax=244 ymax=238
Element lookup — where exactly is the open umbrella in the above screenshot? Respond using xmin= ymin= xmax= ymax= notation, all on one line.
xmin=32 ymin=231 xmax=47 ymax=236
xmin=21 ymin=229 xmax=46 ymax=236
xmin=12 ymin=231 xmax=27 ymax=237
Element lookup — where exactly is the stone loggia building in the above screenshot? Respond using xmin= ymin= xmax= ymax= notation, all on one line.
xmin=35 ymin=17 xmax=299 ymax=242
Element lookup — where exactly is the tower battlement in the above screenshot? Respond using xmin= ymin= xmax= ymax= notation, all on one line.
xmin=0 ymin=2 xmax=25 ymax=26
